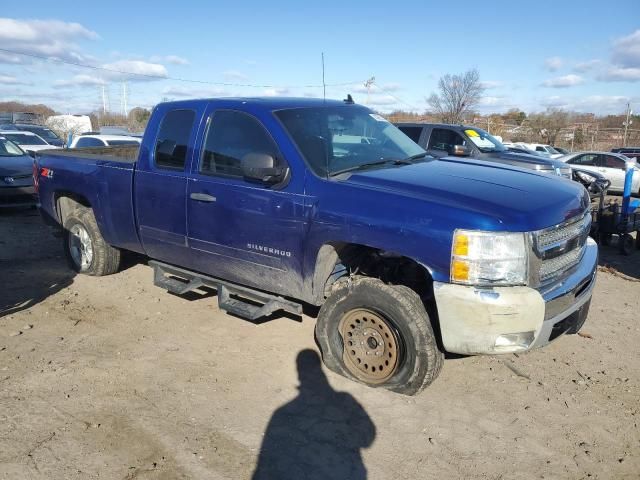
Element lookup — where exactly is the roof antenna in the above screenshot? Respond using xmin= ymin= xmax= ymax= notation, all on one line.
xmin=321 ymin=52 xmax=326 ymax=103
xmin=344 ymin=94 xmax=354 ymax=104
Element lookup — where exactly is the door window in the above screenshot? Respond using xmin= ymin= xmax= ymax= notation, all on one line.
xmin=427 ymin=128 xmax=466 ymax=153
xmin=200 ymin=110 xmax=279 ymax=178
xmin=154 ymin=109 xmax=196 ymax=170
xmin=569 ymin=154 xmax=597 ymax=166
xmin=398 ymin=126 xmax=423 ymax=144
xmin=75 ymin=137 xmax=105 ymax=147
xmin=601 ymin=155 xmax=625 ymax=170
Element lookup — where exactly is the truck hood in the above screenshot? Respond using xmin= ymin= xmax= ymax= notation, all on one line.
xmin=343 ymin=158 xmax=589 ymax=231
xmin=0 ymin=155 xmax=33 ymax=177
xmin=485 ymin=150 xmax=568 ymax=170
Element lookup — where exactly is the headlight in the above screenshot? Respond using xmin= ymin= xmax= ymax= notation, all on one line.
xmin=451 ymin=230 xmax=528 ymax=286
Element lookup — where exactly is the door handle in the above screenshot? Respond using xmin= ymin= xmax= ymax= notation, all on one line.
xmin=190 ymin=192 xmax=216 ymax=202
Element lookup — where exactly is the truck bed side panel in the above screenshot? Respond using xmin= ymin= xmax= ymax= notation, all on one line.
xmin=37 ymin=152 xmax=143 ymax=253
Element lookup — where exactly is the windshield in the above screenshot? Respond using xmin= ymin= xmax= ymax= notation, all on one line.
xmin=2 ymin=133 xmax=47 ymax=145
xmin=276 ymin=105 xmax=426 ymax=177
xmin=20 ymin=126 xmax=60 ymax=141
xmin=106 ymin=139 xmax=140 ymax=146
xmin=0 ymin=138 xmax=25 ymax=157
xmin=463 ymin=128 xmax=507 ymax=153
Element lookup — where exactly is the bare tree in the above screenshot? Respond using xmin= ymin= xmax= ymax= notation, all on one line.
xmin=427 ymin=69 xmax=484 ymax=124
xmin=526 ymin=108 xmax=571 ymax=145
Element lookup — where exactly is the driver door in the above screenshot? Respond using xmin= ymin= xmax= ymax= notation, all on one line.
xmin=186 ymin=108 xmax=308 ymax=296
xmin=426 ymin=128 xmax=467 ymax=158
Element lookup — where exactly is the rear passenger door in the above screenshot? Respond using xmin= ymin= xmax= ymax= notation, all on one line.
xmin=426 ymin=127 xmax=467 ymax=158
xmin=186 ymin=108 xmax=308 ymax=296
xmin=597 ymin=154 xmax=626 ymax=190
xmin=135 ymin=108 xmax=200 ymax=266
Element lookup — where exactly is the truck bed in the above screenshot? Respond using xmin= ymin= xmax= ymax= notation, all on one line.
xmin=36 ymin=145 xmax=142 ymax=253
xmin=41 ymin=144 xmax=139 ymax=163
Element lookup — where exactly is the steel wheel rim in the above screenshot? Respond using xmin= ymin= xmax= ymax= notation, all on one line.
xmin=69 ymin=224 xmax=93 ymax=269
xmin=338 ymin=308 xmax=400 ymax=384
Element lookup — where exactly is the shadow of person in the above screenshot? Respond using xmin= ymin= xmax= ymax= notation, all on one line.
xmin=252 ymin=349 xmax=376 ymax=480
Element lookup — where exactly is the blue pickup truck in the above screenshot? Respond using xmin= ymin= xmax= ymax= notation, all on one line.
xmin=35 ymin=97 xmax=597 ymax=395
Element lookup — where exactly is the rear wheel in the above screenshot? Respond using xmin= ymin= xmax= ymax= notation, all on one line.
xmin=315 ymin=276 xmax=443 ymax=395
xmin=63 ymin=208 xmax=121 ymax=276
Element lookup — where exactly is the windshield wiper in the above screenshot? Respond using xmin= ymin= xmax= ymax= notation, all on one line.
xmin=404 ymin=152 xmax=430 ymax=162
xmin=329 ymin=158 xmax=413 ymax=177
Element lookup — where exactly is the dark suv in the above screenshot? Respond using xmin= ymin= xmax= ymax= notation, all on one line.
xmin=395 ymin=123 xmax=571 ymax=178
xmin=612 ymin=147 xmax=640 ymax=161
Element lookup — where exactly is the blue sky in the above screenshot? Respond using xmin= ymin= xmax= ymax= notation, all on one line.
xmin=1 ymin=0 xmax=639 ymax=115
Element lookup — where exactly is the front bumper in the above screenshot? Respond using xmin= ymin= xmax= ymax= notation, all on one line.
xmin=0 ymin=185 xmax=36 ymax=208
xmin=433 ymin=237 xmax=598 ymax=354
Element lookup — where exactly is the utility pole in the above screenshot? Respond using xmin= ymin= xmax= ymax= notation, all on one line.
xmin=101 ymin=85 xmax=107 ymax=115
xmin=364 ymin=77 xmax=375 ymax=105
xmin=623 ymin=102 xmax=633 ymax=147
xmin=122 ymin=82 xmax=128 ymax=117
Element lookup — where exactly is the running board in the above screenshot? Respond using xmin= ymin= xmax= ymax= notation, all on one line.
xmin=150 ymin=260 xmax=302 ymax=321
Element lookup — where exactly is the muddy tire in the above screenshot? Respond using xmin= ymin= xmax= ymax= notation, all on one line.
xmin=63 ymin=208 xmax=120 ymax=276
xmin=315 ymin=276 xmax=443 ymax=396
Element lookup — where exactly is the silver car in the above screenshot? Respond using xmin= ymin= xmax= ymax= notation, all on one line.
xmin=559 ymin=151 xmax=639 ymax=194
xmin=0 ymin=137 xmax=35 ymax=208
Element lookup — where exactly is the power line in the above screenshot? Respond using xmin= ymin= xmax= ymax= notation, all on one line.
xmin=370 ymin=83 xmax=421 ymax=111
xmin=0 ymin=47 xmax=364 ymax=89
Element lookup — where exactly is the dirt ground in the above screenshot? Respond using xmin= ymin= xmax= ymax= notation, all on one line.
xmin=1 ymin=209 xmax=638 ymax=480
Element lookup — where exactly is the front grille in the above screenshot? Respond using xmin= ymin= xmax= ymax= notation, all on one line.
xmin=532 ymin=212 xmax=591 ymax=285
xmin=536 ymin=213 xmax=591 ymax=250
xmin=539 ymin=248 xmax=582 ymax=281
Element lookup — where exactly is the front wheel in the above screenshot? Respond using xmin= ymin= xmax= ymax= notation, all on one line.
xmin=315 ymin=276 xmax=443 ymax=395
xmin=63 ymin=208 xmax=121 ymax=276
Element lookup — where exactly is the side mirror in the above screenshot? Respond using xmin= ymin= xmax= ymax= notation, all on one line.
xmin=452 ymin=144 xmax=471 ymax=157
xmin=241 ymin=153 xmax=287 ymax=184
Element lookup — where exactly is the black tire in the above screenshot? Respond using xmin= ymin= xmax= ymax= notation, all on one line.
xmin=315 ymin=276 xmax=443 ymax=396
xmin=63 ymin=208 xmax=121 ymax=276
xmin=619 ymin=233 xmax=634 ymax=256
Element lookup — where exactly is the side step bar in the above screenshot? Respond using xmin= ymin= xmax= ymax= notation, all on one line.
xmin=150 ymin=260 xmax=303 ymax=321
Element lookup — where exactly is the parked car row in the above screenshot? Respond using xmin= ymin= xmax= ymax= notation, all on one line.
xmin=0 ymin=136 xmax=36 ymax=208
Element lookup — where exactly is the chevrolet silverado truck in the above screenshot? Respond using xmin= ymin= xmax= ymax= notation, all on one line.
xmin=35 ymin=98 xmax=597 ymax=395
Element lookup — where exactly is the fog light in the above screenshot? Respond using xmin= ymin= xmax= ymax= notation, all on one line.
xmin=494 ymin=331 xmax=535 ymax=352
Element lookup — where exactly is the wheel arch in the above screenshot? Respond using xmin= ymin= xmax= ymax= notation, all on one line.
xmin=309 ymin=241 xmax=437 ymax=304
xmin=55 ymin=192 xmax=92 ymax=225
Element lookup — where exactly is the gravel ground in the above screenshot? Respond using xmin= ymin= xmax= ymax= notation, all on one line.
xmin=0 ymin=209 xmax=638 ymax=479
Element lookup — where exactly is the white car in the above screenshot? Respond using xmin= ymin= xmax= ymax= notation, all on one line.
xmin=519 ymin=143 xmax=564 ymax=159
xmin=0 ymin=130 xmax=60 ymax=154
xmin=559 ymin=151 xmax=639 ymax=193
xmin=70 ymin=134 xmax=141 ymax=148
